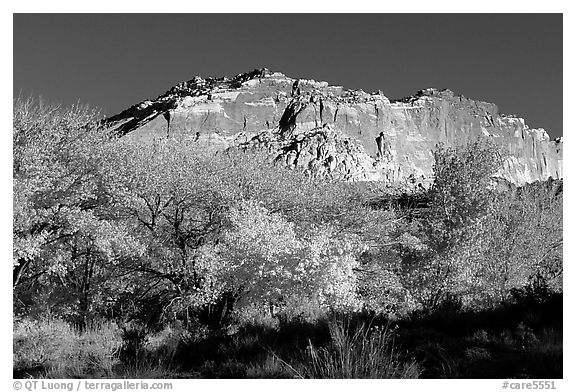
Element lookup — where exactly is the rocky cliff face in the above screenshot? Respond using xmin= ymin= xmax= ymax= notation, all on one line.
xmin=106 ymin=68 xmax=563 ymax=186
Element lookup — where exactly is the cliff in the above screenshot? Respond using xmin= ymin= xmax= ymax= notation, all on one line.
xmin=105 ymin=68 xmax=563 ymax=186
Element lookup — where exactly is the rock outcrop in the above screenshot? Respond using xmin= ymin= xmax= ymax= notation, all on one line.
xmin=105 ymin=68 xmax=563 ymax=186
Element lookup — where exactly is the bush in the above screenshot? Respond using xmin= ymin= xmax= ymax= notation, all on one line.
xmin=13 ymin=318 xmax=74 ymax=374
xmin=13 ymin=318 xmax=123 ymax=378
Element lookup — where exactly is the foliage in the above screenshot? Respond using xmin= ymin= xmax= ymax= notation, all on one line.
xmin=13 ymin=97 xmax=562 ymax=378
xmin=189 ymin=199 xmax=364 ymax=314
xmin=13 ymin=97 xmax=142 ymax=326
xmin=396 ymin=139 xmax=562 ymax=310
xmin=426 ymin=139 xmax=504 ymax=248
xmin=472 ymin=181 xmax=563 ymax=304
xmin=399 ymin=139 xmax=504 ymax=310
xmin=94 ymin=137 xmax=375 ymax=325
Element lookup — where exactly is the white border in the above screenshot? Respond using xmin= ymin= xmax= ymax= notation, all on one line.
xmin=3 ymin=4 xmax=574 ymax=391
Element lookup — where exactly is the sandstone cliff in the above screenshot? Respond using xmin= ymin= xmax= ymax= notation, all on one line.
xmin=106 ymin=68 xmax=563 ymax=186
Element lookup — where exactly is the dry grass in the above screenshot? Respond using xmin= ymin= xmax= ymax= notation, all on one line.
xmin=13 ymin=318 xmax=122 ymax=378
xmin=297 ymin=320 xmax=421 ymax=378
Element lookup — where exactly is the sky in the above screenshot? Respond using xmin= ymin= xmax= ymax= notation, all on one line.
xmin=13 ymin=13 xmax=563 ymax=138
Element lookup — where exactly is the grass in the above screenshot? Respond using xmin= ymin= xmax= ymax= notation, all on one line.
xmin=296 ymin=320 xmax=421 ymax=378
xmin=394 ymin=293 xmax=563 ymax=378
xmin=13 ymin=318 xmax=122 ymax=378
xmin=13 ymin=293 xmax=562 ymax=379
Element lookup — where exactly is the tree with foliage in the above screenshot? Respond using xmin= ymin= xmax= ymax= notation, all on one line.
xmin=13 ymin=97 xmax=142 ymax=325
xmin=469 ymin=179 xmax=563 ymax=304
xmin=191 ymin=199 xmax=364 ymax=315
xmin=100 ymin=137 xmax=374 ymax=324
xmin=399 ymin=139 xmax=504 ymax=310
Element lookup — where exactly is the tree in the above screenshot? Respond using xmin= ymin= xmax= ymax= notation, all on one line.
xmin=192 ymin=199 xmax=363 ymax=317
xmin=470 ymin=179 xmax=563 ymax=304
xmin=13 ymin=97 xmax=142 ymax=325
xmin=98 ymin=136 xmax=384 ymax=324
xmin=399 ymin=139 xmax=504 ymax=310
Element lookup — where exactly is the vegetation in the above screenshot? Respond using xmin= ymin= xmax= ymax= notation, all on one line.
xmin=13 ymin=97 xmax=562 ymax=378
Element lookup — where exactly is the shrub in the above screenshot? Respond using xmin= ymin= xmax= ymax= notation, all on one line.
xmin=13 ymin=318 xmax=75 ymax=374
xmin=13 ymin=318 xmax=123 ymax=378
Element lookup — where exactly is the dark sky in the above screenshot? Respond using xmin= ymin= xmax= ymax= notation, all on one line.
xmin=13 ymin=14 xmax=563 ymax=138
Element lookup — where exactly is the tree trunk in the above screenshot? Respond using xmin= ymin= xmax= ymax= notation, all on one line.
xmin=13 ymin=259 xmax=30 ymax=287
